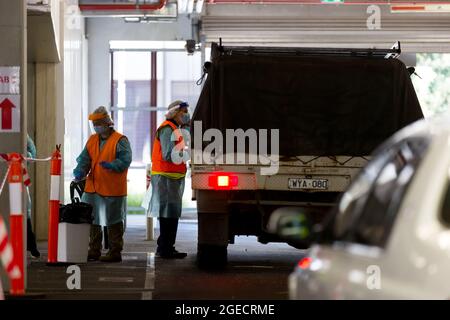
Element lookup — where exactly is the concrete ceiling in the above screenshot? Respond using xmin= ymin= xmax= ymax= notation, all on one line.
xmin=27 ymin=6 xmax=60 ymax=63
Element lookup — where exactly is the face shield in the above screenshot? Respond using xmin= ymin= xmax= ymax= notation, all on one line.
xmin=89 ymin=121 xmax=96 ymax=135
xmin=180 ymin=103 xmax=192 ymax=117
xmin=166 ymin=102 xmax=191 ymax=120
xmin=89 ymin=118 xmax=114 ymax=135
xmin=177 ymin=102 xmax=191 ymax=115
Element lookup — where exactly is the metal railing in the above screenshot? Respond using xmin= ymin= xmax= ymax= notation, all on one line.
xmin=216 ymin=40 xmax=402 ymax=59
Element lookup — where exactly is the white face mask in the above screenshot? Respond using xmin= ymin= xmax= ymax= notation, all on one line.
xmin=94 ymin=126 xmax=109 ymax=135
xmin=180 ymin=113 xmax=191 ymax=125
xmin=91 ymin=123 xmax=113 ymax=136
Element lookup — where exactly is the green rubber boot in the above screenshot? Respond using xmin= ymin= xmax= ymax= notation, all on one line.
xmin=99 ymin=222 xmax=124 ymax=263
xmin=88 ymin=225 xmax=102 ymax=261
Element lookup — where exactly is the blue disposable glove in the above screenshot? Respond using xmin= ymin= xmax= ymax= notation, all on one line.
xmin=100 ymin=161 xmax=114 ymax=170
xmin=73 ymin=172 xmax=84 ymax=182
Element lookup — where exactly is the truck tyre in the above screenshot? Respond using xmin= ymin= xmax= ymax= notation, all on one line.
xmin=197 ymin=244 xmax=227 ymax=270
xmin=197 ymin=210 xmax=229 ymax=269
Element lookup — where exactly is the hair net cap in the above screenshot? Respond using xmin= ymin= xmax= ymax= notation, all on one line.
xmin=89 ymin=106 xmax=114 ymax=126
xmin=165 ymin=100 xmax=189 ymax=119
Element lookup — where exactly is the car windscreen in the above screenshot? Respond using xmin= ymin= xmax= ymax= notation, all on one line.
xmin=331 ymin=136 xmax=430 ymax=248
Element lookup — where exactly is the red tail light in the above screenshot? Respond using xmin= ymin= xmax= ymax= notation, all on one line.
xmin=208 ymin=174 xmax=239 ymax=190
xmin=298 ymin=257 xmax=312 ymax=270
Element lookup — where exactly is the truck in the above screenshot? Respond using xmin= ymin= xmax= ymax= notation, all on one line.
xmin=190 ymin=42 xmax=423 ymax=269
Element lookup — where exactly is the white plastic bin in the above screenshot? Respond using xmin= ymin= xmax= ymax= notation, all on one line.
xmin=57 ymin=222 xmax=91 ymax=263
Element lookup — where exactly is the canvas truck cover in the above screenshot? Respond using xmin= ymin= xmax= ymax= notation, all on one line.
xmin=192 ymin=43 xmax=424 ymax=157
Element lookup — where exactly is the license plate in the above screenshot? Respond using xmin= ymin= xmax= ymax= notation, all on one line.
xmin=288 ymin=178 xmax=328 ymax=190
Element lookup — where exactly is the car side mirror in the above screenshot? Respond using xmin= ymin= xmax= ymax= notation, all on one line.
xmin=268 ymin=207 xmax=314 ymax=246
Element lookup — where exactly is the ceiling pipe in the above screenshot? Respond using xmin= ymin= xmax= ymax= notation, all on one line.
xmin=206 ymin=0 xmax=450 ymax=4
xmin=79 ymin=0 xmax=167 ymax=11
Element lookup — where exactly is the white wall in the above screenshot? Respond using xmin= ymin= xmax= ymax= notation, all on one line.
xmin=62 ymin=1 xmax=88 ymax=201
xmin=87 ymin=16 xmax=193 ymax=115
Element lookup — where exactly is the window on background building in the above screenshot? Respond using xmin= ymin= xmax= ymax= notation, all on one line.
xmin=111 ymin=43 xmax=202 ymax=214
xmin=171 ymin=81 xmax=202 ymax=108
xmin=112 ymin=51 xmax=152 ymax=214
xmin=412 ymin=53 xmax=450 ymax=118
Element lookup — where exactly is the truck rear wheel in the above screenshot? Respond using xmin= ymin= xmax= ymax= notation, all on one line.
xmin=197 ymin=210 xmax=229 ymax=269
xmin=197 ymin=244 xmax=227 ymax=270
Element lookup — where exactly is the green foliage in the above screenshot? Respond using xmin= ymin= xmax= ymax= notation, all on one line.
xmin=413 ymin=54 xmax=450 ymax=117
xmin=127 ymin=193 xmax=145 ymax=206
xmin=127 ymin=193 xmax=145 ymax=215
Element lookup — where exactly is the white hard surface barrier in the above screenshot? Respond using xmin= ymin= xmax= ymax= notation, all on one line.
xmin=57 ymin=223 xmax=91 ymax=263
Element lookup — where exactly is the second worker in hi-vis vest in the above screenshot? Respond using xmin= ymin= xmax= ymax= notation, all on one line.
xmin=73 ymin=106 xmax=132 ymax=263
xmin=148 ymin=100 xmax=190 ymax=259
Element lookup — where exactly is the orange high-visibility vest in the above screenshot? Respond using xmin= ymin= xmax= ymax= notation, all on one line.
xmin=84 ymin=131 xmax=128 ymax=197
xmin=151 ymin=120 xmax=187 ymax=174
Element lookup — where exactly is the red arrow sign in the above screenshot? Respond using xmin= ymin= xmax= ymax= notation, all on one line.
xmin=0 ymin=98 xmax=16 ymax=130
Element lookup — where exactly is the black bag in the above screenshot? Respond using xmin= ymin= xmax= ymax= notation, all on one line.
xmin=59 ymin=180 xmax=94 ymax=224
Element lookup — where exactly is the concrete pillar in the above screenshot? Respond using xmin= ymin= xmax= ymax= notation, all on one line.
xmin=0 ymin=0 xmax=27 ymax=292
xmin=34 ymin=4 xmax=65 ymax=241
xmin=34 ymin=63 xmax=58 ymax=240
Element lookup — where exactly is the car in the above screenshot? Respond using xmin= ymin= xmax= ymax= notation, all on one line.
xmin=272 ymin=116 xmax=450 ymax=299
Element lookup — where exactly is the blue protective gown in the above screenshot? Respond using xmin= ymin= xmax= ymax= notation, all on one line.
xmin=26 ymin=135 xmax=36 ymax=219
xmin=148 ymin=125 xmax=186 ymax=219
xmin=73 ymin=132 xmax=132 ymax=226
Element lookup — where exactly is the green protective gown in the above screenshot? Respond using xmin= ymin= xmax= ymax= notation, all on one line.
xmin=73 ymin=131 xmax=132 ymax=226
xmin=148 ymin=125 xmax=186 ymax=219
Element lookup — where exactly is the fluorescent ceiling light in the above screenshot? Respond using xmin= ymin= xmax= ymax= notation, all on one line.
xmin=124 ymin=17 xmax=141 ymax=22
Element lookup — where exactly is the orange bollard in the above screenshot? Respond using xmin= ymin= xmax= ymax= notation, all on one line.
xmin=47 ymin=146 xmax=62 ymax=264
xmin=0 ymin=215 xmax=21 ymax=300
xmin=7 ymin=153 xmax=24 ymax=295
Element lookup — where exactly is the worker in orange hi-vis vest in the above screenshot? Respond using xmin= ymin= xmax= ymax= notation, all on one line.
xmin=148 ymin=100 xmax=190 ymax=259
xmin=73 ymin=106 xmax=132 ymax=263
xmin=0 ymin=215 xmax=21 ymax=300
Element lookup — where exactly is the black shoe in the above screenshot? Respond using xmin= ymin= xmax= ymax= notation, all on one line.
xmin=156 ymin=249 xmax=187 ymax=259
xmin=30 ymin=248 xmax=40 ymax=259
xmin=99 ymin=252 xmax=122 ymax=263
xmin=88 ymin=255 xmax=100 ymax=262
xmin=87 ymin=250 xmax=101 ymax=261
